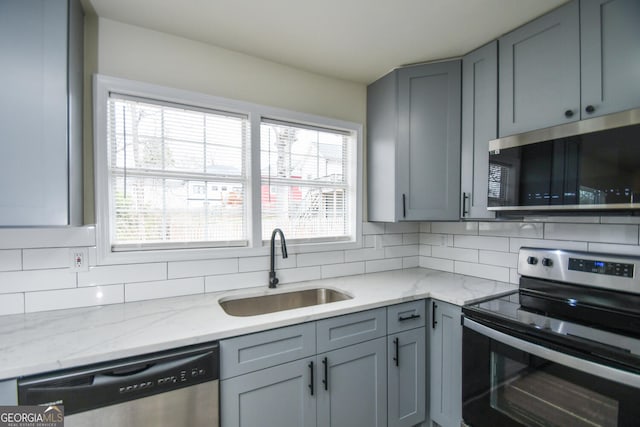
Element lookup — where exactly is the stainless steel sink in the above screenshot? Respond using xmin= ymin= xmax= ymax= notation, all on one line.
xmin=219 ymin=288 xmax=352 ymax=317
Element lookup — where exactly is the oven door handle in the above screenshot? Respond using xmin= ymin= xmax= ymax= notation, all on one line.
xmin=464 ymin=317 xmax=640 ymax=389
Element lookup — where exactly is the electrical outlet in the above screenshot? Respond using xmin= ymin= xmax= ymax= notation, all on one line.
xmin=69 ymin=248 xmax=89 ymax=272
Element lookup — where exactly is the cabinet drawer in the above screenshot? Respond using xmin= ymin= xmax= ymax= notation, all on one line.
xmin=316 ymin=308 xmax=386 ymax=353
xmin=220 ymin=322 xmax=316 ymax=379
xmin=387 ymin=300 xmax=426 ymax=334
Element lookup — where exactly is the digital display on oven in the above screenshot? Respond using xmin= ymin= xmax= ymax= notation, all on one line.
xmin=568 ymin=257 xmax=634 ymax=277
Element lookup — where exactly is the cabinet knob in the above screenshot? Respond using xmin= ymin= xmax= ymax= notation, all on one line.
xmin=564 ymin=109 xmax=574 ymax=118
xmin=585 ymin=105 xmax=595 ymax=114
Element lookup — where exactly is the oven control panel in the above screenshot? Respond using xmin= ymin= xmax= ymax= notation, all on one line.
xmin=568 ymin=258 xmax=634 ymax=278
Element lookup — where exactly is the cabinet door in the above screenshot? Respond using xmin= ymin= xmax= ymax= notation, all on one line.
xmin=317 ymin=337 xmax=387 ymax=427
xmin=221 ymin=358 xmax=316 ymax=427
xmin=397 ymin=61 xmax=461 ymax=221
xmin=0 ymin=0 xmax=70 ymax=225
xmin=388 ymin=328 xmax=426 ymax=427
xmin=499 ymin=0 xmax=580 ymax=136
xmin=461 ymin=41 xmax=497 ymax=219
xmin=429 ymin=301 xmax=462 ymax=427
xmin=581 ymin=0 xmax=640 ymax=118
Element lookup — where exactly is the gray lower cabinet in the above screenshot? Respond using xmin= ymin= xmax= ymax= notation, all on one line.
xmin=580 ymin=0 xmax=640 ymax=118
xmin=317 ymin=337 xmax=388 ymax=427
xmin=0 ymin=0 xmax=83 ymax=225
xmin=388 ymin=328 xmax=426 ymax=427
xmin=429 ymin=300 xmax=462 ymax=427
xmin=221 ymin=357 xmax=316 ymax=427
xmin=0 ymin=379 xmax=17 ymax=405
xmin=460 ymin=41 xmax=497 ymax=219
xmin=367 ymin=61 xmax=461 ymax=221
xmin=499 ymin=0 xmax=580 ymax=136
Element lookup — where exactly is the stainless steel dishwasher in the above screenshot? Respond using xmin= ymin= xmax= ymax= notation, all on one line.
xmin=17 ymin=342 xmax=219 ymax=427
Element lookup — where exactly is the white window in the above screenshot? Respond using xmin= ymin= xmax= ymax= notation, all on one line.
xmin=94 ymin=76 xmax=362 ymax=263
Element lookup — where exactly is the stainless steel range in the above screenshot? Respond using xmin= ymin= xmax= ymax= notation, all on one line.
xmin=462 ymin=247 xmax=640 ymax=427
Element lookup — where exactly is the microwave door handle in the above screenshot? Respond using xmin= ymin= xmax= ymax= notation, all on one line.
xmin=463 ymin=318 xmax=640 ymax=389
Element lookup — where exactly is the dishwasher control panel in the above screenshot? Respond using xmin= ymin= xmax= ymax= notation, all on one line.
xmin=18 ymin=342 xmax=219 ymax=416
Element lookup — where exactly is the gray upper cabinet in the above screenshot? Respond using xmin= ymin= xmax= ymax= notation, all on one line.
xmin=499 ymin=0 xmax=580 ymax=137
xmin=0 ymin=0 xmax=83 ymax=226
xmin=460 ymin=41 xmax=497 ymax=219
xmin=580 ymin=0 xmax=640 ymax=118
xmin=367 ymin=61 xmax=461 ymax=222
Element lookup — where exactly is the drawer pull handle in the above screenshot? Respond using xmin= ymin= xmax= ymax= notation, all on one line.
xmin=398 ymin=313 xmax=421 ymax=322
xmin=308 ymin=361 xmax=314 ymax=396
xmin=432 ymin=302 xmax=438 ymax=329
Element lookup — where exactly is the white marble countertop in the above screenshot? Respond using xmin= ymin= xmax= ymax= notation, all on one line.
xmin=0 ymin=268 xmax=516 ymax=380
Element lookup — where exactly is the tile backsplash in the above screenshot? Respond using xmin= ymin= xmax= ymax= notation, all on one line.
xmin=419 ymin=217 xmax=640 ymax=284
xmin=1 ymin=218 xmax=639 ymax=316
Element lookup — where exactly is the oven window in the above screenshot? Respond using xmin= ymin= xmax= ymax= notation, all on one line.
xmin=490 ymin=352 xmax=619 ymax=427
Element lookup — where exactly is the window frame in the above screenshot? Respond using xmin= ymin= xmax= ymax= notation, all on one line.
xmin=94 ymin=75 xmax=362 ymax=265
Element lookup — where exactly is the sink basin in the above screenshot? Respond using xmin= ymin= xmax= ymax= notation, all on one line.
xmin=219 ymin=288 xmax=352 ymax=317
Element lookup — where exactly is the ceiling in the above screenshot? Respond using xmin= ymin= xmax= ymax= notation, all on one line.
xmin=85 ymin=0 xmax=569 ymax=84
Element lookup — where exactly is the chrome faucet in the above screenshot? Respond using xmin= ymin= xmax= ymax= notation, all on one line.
xmin=269 ymin=228 xmax=288 ymax=288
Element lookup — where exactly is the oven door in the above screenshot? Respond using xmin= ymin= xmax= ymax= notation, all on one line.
xmin=462 ymin=318 xmax=640 ymax=427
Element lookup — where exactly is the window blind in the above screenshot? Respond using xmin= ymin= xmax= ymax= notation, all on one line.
xmin=260 ymin=119 xmax=353 ymax=242
xmin=107 ymin=94 xmax=249 ymax=250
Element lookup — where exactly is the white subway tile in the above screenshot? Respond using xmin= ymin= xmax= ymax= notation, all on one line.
xmin=365 ymin=258 xmax=403 ymax=273
xmin=402 ymin=256 xmax=419 ymax=268
xmin=600 ymin=216 xmax=640 ymax=224
xmin=0 ymin=294 xmax=24 ymax=315
xmin=23 ymin=248 xmax=69 ymax=270
xmin=587 ymin=243 xmax=640 ymax=256
xmin=25 ymin=285 xmax=124 ymax=313
xmin=278 ymin=266 xmax=321 ymax=284
xmin=509 ymin=238 xmax=588 ymax=253
xmin=321 ymin=262 xmax=365 ymax=279
xmin=344 ymin=247 xmax=385 ymax=262
xmin=431 ymin=246 xmax=478 ymax=262
xmin=385 ymin=223 xmax=420 ymax=233
xmin=419 ymin=245 xmax=432 ymax=257
xmin=363 ymin=235 xmax=376 ymax=248
xmin=362 ymin=222 xmax=386 ymax=235
xmin=384 ymin=245 xmax=419 ymax=258
xmin=0 ymin=250 xmax=21 ymax=272
xmin=479 ymin=250 xmax=519 ymax=268
xmin=419 ymin=223 xmax=431 ymax=233
xmin=454 ymin=235 xmax=509 ymax=252
xmin=524 ymin=216 xmax=600 ymax=223
xmin=87 ymin=246 xmax=98 ymax=267
xmin=297 ymin=251 xmax=344 ymax=267
xmin=168 ymin=258 xmax=236 ymax=279
xmin=431 ymin=222 xmax=478 ymax=235
xmin=79 ymin=263 xmax=166 ymax=286
xmin=0 ymin=269 xmax=76 ymax=294
xmin=510 ymin=268 xmax=520 ymax=284
xmin=420 ymin=233 xmax=447 ymax=246
xmin=125 ymin=278 xmax=204 ymax=302
xmin=205 ymin=271 xmax=267 ymax=292
xmin=544 ymin=223 xmax=638 ymax=244
xmin=419 ymin=256 xmax=454 ymax=272
xmin=381 ymin=234 xmax=404 ymax=247
xmin=454 ymin=261 xmax=510 ymax=283
xmin=238 ymin=255 xmax=296 ymax=272
xmin=402 ymin=233 xmax=420 ymax=245
xmin=479 ymin=222 xmax=543 ymax=238
xmin=0 ymin=226 xmax=96 ymax=249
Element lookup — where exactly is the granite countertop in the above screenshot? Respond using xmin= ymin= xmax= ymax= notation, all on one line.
xmin=0 ymin=268 xmax=516 ymax=380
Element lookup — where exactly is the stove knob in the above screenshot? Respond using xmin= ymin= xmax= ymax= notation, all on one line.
xmin=541 ymin=258 xmax=553 ymax=267
xmin=527 ymin=256 xmax=538 ymax=265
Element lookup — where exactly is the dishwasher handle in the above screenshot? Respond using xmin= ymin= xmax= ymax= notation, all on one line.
xmin=19 ymin=342 xmax=219 ymax=416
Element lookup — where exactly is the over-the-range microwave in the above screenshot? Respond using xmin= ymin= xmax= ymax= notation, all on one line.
xmin=488 ymin=108 xmax=640 ymax=212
